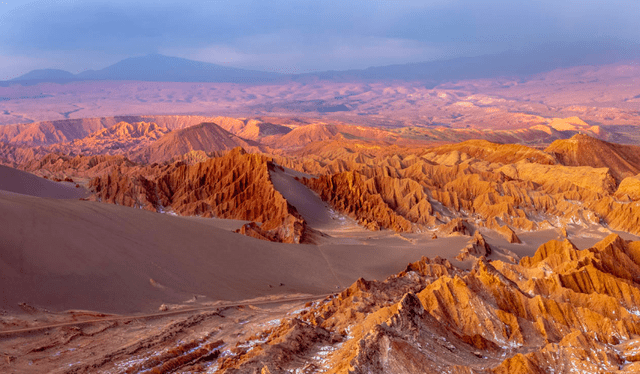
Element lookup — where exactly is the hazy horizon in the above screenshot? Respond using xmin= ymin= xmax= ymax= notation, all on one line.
xmin=1 ymin=0 xmax=639 ymax=79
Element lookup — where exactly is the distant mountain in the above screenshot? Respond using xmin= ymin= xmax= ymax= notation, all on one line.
xmin=76 ymin=54 xmax=282 ymax=83
xmin=296 ymin=41 xmax=640 ymax=84
xmin=5 ymin=41 xmax=640 ymax=85
xmin=11 ymin=69 xmax=77 ymax=82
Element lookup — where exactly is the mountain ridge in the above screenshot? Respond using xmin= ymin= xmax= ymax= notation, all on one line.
xmin=7 ymin=41 xmax=640 ymax=85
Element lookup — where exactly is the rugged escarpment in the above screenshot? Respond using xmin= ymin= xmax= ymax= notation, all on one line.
xmin=301 ymin=171 xmax=433 ymax=232
xmin=88 ymin=148 xmax=306 ymax=243
xmin=215 ymin=234 xmax=640 ymax=373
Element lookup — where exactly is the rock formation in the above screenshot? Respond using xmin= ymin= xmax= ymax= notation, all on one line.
xmin=546 ymin=133 xmax=640 ymax=182
xmin=216 ymin=234 xmax=640 ymax=373
xmin=89 ymin=148 xmax=306 ymax=243
xmin=46 ymin=121 xmax=170 ymax=157
xmin=132 ymin=122 xmax=261 ymax=163
xmin=455 ymin=231 xmax=492 ymax=261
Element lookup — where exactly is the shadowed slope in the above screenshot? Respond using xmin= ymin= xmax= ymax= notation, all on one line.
xmin=0 ymin=165 xmax=87 ymax=199
xmin=0 ymin=191 xmax=327 ymax=313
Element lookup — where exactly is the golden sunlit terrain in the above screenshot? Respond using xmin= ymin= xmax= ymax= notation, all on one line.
xmin=2 ymin=61 xmax=640 ymax=373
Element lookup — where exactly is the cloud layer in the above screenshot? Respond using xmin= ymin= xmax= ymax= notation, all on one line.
xmin=0 ymin=0 xmax=638 ymax=77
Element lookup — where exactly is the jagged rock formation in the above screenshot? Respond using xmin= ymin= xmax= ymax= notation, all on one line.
xmin=216 ymin=234 xmax=640 ymax=373
xmin=441 ymin=218 xmax=473 ymax=236
xmin=280 ymin=134 xmax=640 ymax=238
xmin=88 ymin=148 xmax=306 ymax=243
xmin=301 ymin=171 xmax=433 ymax=232
xmin=46 ymin=121 xmax=170 ymax=156
xmin=491 ymin=221 xmax=522 ymax=244
xmin=456 ymin=231 xmax=492 ymax=261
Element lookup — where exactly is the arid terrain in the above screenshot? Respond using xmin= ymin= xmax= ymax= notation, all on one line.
xmin=2 ymin=61 xmax=640 ymax=373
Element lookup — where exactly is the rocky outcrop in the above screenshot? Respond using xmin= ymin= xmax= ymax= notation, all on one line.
xmin=218 ymin=235 xmax=640 ymax=373
xmin=301 ymin=171 xmax=430 ymax=232
xmin=441 ymin=218 xmax=472 ymax=236
xmin=89 ymin=148 xmax=306 ymax=243
xmin=456 ymin=231 xmax=492 ymax=261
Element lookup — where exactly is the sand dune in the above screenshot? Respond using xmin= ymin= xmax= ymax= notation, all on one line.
xmin=0 ymin=190 xmax=480 ymax=314
xmin=0 ymin=165 xmax=87 ymax=199
xmin=269 ymin=166 xmax=364 ymax=233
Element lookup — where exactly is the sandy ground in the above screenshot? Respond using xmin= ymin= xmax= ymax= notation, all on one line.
xmin=269 ymin=166 xmax=367 ymax=234
xmin=0 ymin=165 xmax=88 ymax=199
xmin=0 ymin=188 xmax=491 ymax=315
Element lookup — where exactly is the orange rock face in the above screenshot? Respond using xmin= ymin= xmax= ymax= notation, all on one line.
xmin=217 ymin=234 xmax=640 ymax=373
xmin=89 ymin=148 xmax=306 ymax=243
xmin=300 ymin=171 xmax=428 ymax=232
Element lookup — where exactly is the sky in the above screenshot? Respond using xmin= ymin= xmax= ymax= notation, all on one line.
xmin=0 ymin=0 xmax=639 ymax=79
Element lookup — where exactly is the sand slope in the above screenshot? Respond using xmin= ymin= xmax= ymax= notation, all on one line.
xmin=0 ymin=191 xmax=474 ymax=314
xmin=0 ymin=165 xmax=88 ymax=199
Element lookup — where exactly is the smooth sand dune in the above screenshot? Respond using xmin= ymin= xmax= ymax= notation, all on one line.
xmin=269 ymin=166 xmax=364 ymax=232
xmin=0 ymin=191 xmax=473 ymax=314
xmin=0 ymin=165 xmax=88 ymax=199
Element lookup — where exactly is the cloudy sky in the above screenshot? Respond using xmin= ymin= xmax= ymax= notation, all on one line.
xmin=0 ymin=0 xmax=638 ymax=79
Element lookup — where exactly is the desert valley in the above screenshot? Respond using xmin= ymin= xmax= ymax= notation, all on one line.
xmin=1 ymin=55 xmax=640 ymax=374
